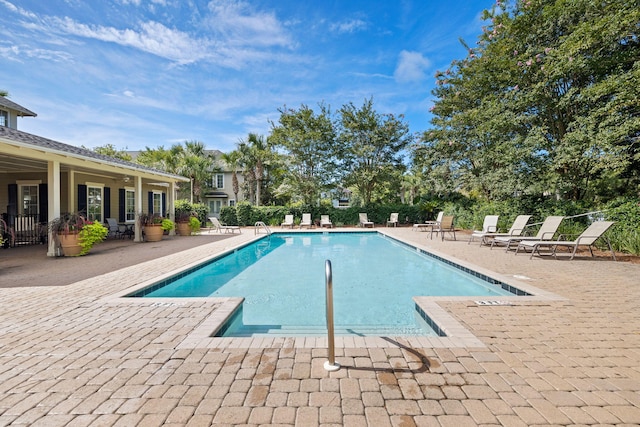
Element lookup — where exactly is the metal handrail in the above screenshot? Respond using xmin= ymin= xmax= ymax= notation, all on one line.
xmin=254 ymin=221 xmax=271 ymax=235
xmin=324 ymin=260 xmax=340 ymax=371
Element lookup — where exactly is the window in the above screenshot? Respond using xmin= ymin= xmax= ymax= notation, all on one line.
xmin=228 ymin=200 xmax=236 ymax=207
xmin=152 ymin=192 xmax=163 ymax=216
xmin=87 ymin=185 xmax=103 ymax=222
xmin=125 ymin=189 xmax=135 ymax=222
xmin=214 ymin=174 xmax=224 ymax=189
xmin=0 ymin=110 xmax=7 ymax=127
xmin=19 ymin=184 xmax=38 ymax=215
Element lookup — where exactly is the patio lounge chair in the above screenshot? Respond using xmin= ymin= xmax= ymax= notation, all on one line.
xmin=467 ymin=215 xmax=499 ymax=244
xmin=359 ymin=213 xmax=374 ymax=228
xmin=431 ymin=215 xmax=457 ymax=241
xmin=209 ymin=217 xmax=241 ymax=234
xmin=386 ymin=213 xmax=399 ymax=227
xmin=491 ymin=215 xmax=564 ymax=251
xmin=300 ymin=213 xmax=313 ymax=229
xmin=320 ymin=215 xmax=333 ymax=228
xmin=413 ymin=211 xmax=444 ymax=232
xmin=470 ymin=215 xmax=532 ymax=246
xmin=281 ymin=214 xmax=294 ymax=228
xmin=516 ymin=221 xmax=616 ymax=260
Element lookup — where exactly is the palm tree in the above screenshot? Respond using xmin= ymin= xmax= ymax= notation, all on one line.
xmin=220 ymin=150 xmax=241 ymax=202
xmin=176 ymin=141 xmax=213 ymax=203
xmin=238 ymin=133 xmax=272 ymax=206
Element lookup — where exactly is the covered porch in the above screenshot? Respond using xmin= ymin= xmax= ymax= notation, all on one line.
xmin=0 ymin=126 xmax=189 ymax=256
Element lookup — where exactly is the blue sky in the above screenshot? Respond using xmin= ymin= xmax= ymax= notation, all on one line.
xmin=1 ymin=0 xmax=492 ymax=152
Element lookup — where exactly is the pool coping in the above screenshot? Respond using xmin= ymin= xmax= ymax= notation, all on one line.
xmin=102 ymin=229 xmax=568 ymax=349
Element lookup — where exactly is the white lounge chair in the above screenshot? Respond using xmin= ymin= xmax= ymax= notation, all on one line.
xmin=413 ymin=211 xmax=443 ymax=232
xmin=468 ymin=215 xmax=499 ymax=244
xmin=359 ymin=213 xmax=374 ymax=228
xmin=386 ymin=213 xmax=399 ymax=227
xmin=281 ymin=214 xmax=294 ymax=228
xmin=209 ymin=216 xmax=241 ymax=234
xmin=471 ymin=215 xmax=531 ymax=246
xmin=320 ymin=215 xmax=333 ymax=228
xmin=300 ymin=213 xmax=313 ymax=229
xmin=491 ymin=216 xmax=564 ymax=251
xmin=516 ymin=221 xmax=616 ymax=260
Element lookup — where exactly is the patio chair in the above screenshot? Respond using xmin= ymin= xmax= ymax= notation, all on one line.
xmin=491 ymin=215 xmax=564 ymax=251
xmin=300 ymin=213 xmax=313 ymax=229
xmin=105 ymin=218 xmax=122 ymax=239
xmin=209 ymin=216 xmax=241 ymax=234
xmin=359 ymin=213 xmax=374 ymax=228
xmin=431 ymin=215 xmax=457 ymax=241
xmin=386 ymin=213 xmax=399 ymax=227
xmin=516 ymin=221 xmax=616 ymax=260
xmin=281 ymin=214 xmax=294 ymax=228
xmin=470 ymin=215 xmax=531 ymax=246
xmin=413 ymin=211 xmax=443 ymax=232
xmin=320 ymin=215 xmax=333 ymax=228
xmin=467 ymin=215 xmax=499 ymax=244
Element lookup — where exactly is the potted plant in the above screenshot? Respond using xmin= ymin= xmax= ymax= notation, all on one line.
xmin=174 ymin=200 xmax=195 ymax=236
xmin=49 ymin=212 xmax=107 ymax=256
xmin=78 ymin=221 xmax=108 ymax=255
xmin=138 ymin=213 xmax=174 ymax=242
xmin=175 ymin=211 xmax=192 ymax=236
xmin=188 ymin=216 xmax=201 ymax=234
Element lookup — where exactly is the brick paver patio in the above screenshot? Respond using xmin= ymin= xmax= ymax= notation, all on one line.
xmin=0 ymin=227 xmax=639 ymax=426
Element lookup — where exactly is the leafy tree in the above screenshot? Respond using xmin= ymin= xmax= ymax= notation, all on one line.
xmin=337 ymin=98 xmax=412 ymax=205
xmin=416 ymin=0 xmax=640 ymax=202
xmin=269 ymin=104 xmax=338 ymax=205
xmin=0 ymin=90 xmax=8 ymax=97
xmin=88 ymin=144 xmax=132 ymax=161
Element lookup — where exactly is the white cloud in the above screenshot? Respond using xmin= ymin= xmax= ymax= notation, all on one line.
xmin=52 ymin=17 xmax=209 ymax=65
xmin=330 ymin=19 xmax=368 ymax=34
xmin=205 ymin=0 xmax=292 ymax=48
xmin=394 ymin=50 xmax=430 ymax=83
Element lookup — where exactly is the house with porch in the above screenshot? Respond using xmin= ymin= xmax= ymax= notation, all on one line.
xmin=0 ymin=96 xmax=190 ymax=256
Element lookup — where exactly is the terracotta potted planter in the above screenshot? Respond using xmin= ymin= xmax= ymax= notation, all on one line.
xmin=144 ymin=224 xmax=165 ymax=242
xmin=58 ymin=232 xmax=82 ymax=256
xmin=176 ymin=222 xmax=191 ymax=236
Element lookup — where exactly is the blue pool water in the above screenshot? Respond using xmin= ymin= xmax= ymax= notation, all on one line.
xmin=134 ymin=232 xmax=519 ymax=337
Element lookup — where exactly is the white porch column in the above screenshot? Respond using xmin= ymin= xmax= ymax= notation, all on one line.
xmin=168 ymin=181 xmax=176 ymax=236
xmin=47 ymin=160 xmax=61 ymax=257
xmin=134 ymin=175 xmax=143 ymax=242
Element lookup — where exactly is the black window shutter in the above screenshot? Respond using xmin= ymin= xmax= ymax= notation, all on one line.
xmin=78 ymin=184 xmax=87 ymax=215
xmin=118 ymin=189 xmax=126 ymax=222
xmin=162 ymin=193 xmax=166 ymax=217
xmin=7 ymin=184 xmax=17 ymax=217
xmin=104 ymin=187 xmax=111 ymax=219
xmin=148 ymin=191 xmax=153 ymax=214
xmin=39 ymin=184 xmax=48 ymax=223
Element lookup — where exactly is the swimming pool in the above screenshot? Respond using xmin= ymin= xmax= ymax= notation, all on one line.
xmin=130 ymin=232 xmax=523 ymax=337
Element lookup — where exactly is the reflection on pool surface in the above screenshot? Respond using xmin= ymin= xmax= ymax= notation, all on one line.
xmin=131 ymin=232 xmax=522 ymax=336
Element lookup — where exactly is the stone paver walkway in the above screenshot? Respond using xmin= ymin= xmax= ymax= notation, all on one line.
xmin=1 ymin=227 xmax=639 ymax=426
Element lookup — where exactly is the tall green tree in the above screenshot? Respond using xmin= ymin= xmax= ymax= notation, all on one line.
xmin=237 ymin=133 xmax=274 ymax=206
xmin=269 ymin=104 xmax=338 ymax=205
xmin=416 ymin=0 xmax=640 ymax=202
xmin=338 ymin=98 xmax=413 ymax=205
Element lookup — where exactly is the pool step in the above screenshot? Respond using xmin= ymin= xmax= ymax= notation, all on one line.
xmin=223 ymin=324 xmax=430 ymax=337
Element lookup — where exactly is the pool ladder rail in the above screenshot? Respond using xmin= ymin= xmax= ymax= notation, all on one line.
xmin=324 ymin=259 xmax=340 ymax=371
xmin=254 ymin=221 xmax=272 ymax=235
